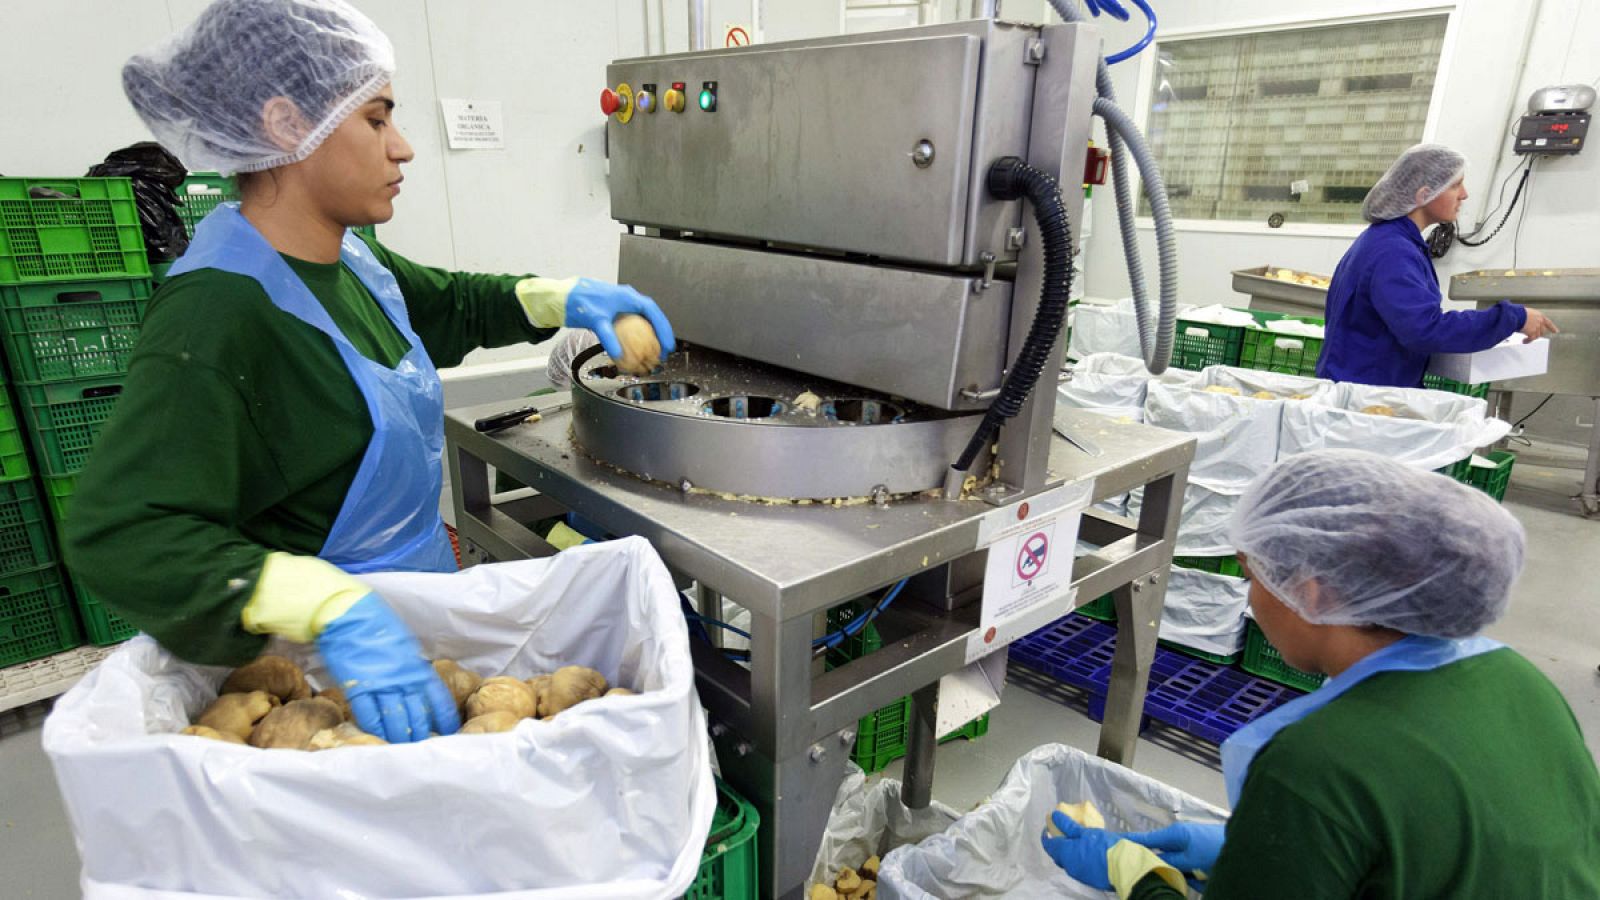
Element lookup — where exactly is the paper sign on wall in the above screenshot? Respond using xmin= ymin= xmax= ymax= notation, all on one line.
xmin=440 ymin=99 xmax=505 ymax=150
xmin=966 ymin=480 xmax=1094 ymax=663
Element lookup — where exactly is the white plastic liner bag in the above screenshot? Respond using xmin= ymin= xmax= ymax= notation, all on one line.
xmin=878 ymin=743 xmax=1227 ymax=899
xmin=1143 ymin=381 xmax=1282 ymax=494
xmin=1126 ymin=485 xmax=1239 ymax=556
xmin=1158 ymin=568 xmax=1250 ymax=657
xmin=43 ymin=537 xmax=716 ymax=899
xmin=809 ymin=765 xmax=962 ymax=893
xmin=1280 ymin=383 xmax=1509 ymax=471
xmin=1196 ymin=365 xmax=1341 ymax=405
xmin=1068 ymin=299 xmax=1196 ymax=361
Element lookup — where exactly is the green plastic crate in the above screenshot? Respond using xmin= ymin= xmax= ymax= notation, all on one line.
xmin=685 ymin=778 xmax=760 ymax=900
xmin=826 ymin=602 xmax=991 ymax=774
xmin=73 ymin=581 xmax=138 ymax=646
xmin=0 ymin=387 xmax=32 ymax=480
xmin=1172 ymin=309 xmax=1306 ymax=371
xmin=1439 ymin=457 xmax=1473 ymax=484
xmin=1465 ymin=450 xmax=1516 ymax=503
xmin=1241 ymin=619 xmax=1325 ymax=692
xmin=1237 ymin=317 xmax=1326 ymax=377
xmin=1075 ymin=592 xmax=1116 ymax=622
xmin=0 ymin=478 xmax=55 ymax=576
xmin=0 ymin=178 xmax=150 ymax=284
xmin=0 ymin=565 xmax=80 ymax=667
xmin=1158 ymin=638 xmax=1241 ymax=666
xmin=1423 ymin=373 xmax=1490 ymax=400
xmin=174 ymin=174 xmax=238 ymax=237
xmin=1172 ymin=555 xmax=1244 ymax=578
xmin=17 ymin=378 xmax=124 ymax=476
xmin=43 ymin=474 xmax=74 ymax=522
xmin=0 ymin=279 xmax=150 ymax=382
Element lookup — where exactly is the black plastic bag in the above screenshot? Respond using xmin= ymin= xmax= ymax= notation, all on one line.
xmin=87 ymin=142 xmax=191 ymax=263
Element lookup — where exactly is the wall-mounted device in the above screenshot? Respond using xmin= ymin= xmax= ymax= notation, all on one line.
xmin=1514 ymin=83 xmax=1593 ymax=155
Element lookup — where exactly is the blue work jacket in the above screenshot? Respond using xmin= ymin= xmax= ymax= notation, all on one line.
xmin=1315 ymin=217 xmax=1526 ymax=387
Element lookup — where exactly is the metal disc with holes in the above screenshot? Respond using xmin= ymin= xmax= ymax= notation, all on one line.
xmin=569 ymin=344 xmax=983 ymax=499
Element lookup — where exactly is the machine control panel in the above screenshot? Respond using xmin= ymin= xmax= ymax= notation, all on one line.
xmin=1514 ymin=113 xmax=1588 ymax=154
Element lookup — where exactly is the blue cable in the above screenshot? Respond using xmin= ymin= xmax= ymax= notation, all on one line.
xmin=1090 ymin=0 xmax=1158 ymax=65
xmin=681 ymin=578 xmax=911 ymax=654
xmin=683 ymin=611 xmax=752 ymax=640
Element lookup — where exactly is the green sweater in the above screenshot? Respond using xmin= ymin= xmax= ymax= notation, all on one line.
xmin=62 ymin=237 xmax=555 ymax=665
xmin=1128 ymin=647 xmax=1600 ymax=899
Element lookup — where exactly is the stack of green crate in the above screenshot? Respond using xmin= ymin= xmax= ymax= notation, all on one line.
xmin=0 ymin=176 xmax=149 ymax=647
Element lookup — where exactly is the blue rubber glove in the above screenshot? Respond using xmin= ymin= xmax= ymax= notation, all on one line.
xmin=1121 ymin=821 xmax=1226 ymax=874
xmin=1040 ymin=812 xmax=1120 ymax=890
xmin=316 ymin=594 xmax=461 ymax=743
xmin=565 ymin=278 xmax=677 ymax=362
xmin=1084 ymin=0 xmax=1132 ymax=21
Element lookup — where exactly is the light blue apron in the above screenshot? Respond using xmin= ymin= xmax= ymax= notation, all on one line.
xmin=1220 ymin=633 xmax=1505 ymax=806
xmin=168 ymin=204 xmax=457 ymax=574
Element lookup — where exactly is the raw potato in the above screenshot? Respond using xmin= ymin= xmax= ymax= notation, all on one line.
xmin=1202 ymin=385 xmax=1241 ymax=396
xmin=538 ymin=666 xmax=608 ymax=718
xmin=811 ymin=886 xmax=839 ymax=900
xmin=1046 ymin=799 xmax=1108 ymax=836
xmin=613 ymin=313 xmax=662 ymax=375
xmin=526 ymin=674 xmax=553 ymax=714
xmin=316 ymin=685 xmax=352 ymax=722
xmin=249 ymin=697 xmax=345 ymax=749
xmin=221 ymin=655 xmax=311 ymax=703
xmin=1361 ymin=404 xmax=1397 ymax=417
xmin=460 ymin=710 xmax=522 ymax=734
xmin=433 ymin=659 xmax=483 ymax=716
xmin=197 ymin=691 xmax=279 ymax=740
xmin=605 ymin=687 xmax=634 ymax=697
xmin=181 ymin=725 xmax=245 ymax=744
xmin=466 ymin=676 xmax=538 ymax=720
xmin=307 ymin=722 xmax=387 ymax=750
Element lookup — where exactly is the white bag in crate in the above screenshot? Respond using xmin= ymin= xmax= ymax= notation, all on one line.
xmin=1059 ymin=355 xmax=1150 ymax=413
xmin=809 ymin=765 xmax=962 ymax=893
xmin=1280 ymin=383 xmax=1509 ymax=471
xmin=1127 ymin=484 xmax=1240 ymax=556
xmin=1143 ymin=381 xmax=1282 ymax=494
xmin=1197 ymin=366 xmax=1341 ymax=405
xmin=1068 ymin=300 xmax=1196 ymax=361
xmin=43 ymin=537 xmax=716 ymax=900
xmin=878 ymin=743 xmax=1227 ymax=899
xmin=1159 ymin=567 xmax=1250 ymax=657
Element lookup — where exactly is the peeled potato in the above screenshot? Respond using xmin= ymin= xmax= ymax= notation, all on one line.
xmin=181 ymin=724 xmax=245 ymax=744
xmin=835 ymin=868 xmax=861 ymax=894
xmin=811 ymin=885 xmax=839 ymax=900
xmin=249 ymin=697 xmax=345 ymax=749
xmin=861 ymin=855 xmax=880 ymax=879
xmin=1361 ymin=404 xmax=1397 ymax=417
xmin=1046 ymin=799 xmax=1107 ymax=836
xmin=221 ymin=655 xmax=311 ymax=703
xmin=613 ymin=313 xmax=662 ymax=375
xmin=460 ymin=710 xmax=523 ymax=734
xmin=307 ymin=721 xmax=388 ymax=750
xmin=197 ymin=691 xmax=279 ymax=741
xmin=1251 ymin=390 xmax=1275 ymax=400
xmin=433 ymin=659 xmax=483 ymax=717
xmin=1203 ymin=385 xmax=1241 ymax=396
xmin=466 ymin=676 xmax=538 ymax=720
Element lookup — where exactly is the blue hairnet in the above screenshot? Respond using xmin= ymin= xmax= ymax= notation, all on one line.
xmin=123 ymin=0 xmax=394 ymax=175
xmin=1361 ymin=144 xmax=1467 ymax=223
xmin=1229 ymin=450 xmax=1524 ymax=638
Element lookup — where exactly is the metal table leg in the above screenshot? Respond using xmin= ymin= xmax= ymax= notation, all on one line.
xmin=1582 ymin=396 xmax=1600 ymax=518
xmin=901 ymin=681 xmax=941 ymax=809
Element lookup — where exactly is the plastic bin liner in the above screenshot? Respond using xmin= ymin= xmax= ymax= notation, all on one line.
xmin=878 ymin=744 xmax=1227 ymax=899
xmin=1159 ymin=567 xmax=1249 ymax=657
xmin=1195 ymin=365 xmax=1341 ymax=404
xmin=809 ymin=765 xmax=962 ymax=893
xmin=1127 ymin=485 xmax=1238 ymax=556
xmin=1068 ymin=300 xmax=1196 ymax=361
xmin=1143 ymin=382 xmax=1282 ymax=495
xmin=43 ymin=537 xmax=716 ymax=899
xmin=1281 ymin=383 xmax=1509 ymax=471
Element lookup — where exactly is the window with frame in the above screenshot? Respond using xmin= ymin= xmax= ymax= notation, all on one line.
xmin=1141 ymin=14 xmax=1450 ymax=226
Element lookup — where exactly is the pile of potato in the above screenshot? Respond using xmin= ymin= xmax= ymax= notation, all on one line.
xmin=812 ymin=856 xmax=878 ymax=900
xmin=181 ymin=655 xmax=631 ymax=749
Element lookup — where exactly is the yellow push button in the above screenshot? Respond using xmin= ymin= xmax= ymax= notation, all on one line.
xmin=664 ymin=86 xmax=686 ymax=113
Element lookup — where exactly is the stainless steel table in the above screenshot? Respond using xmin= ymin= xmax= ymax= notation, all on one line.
xmin=447 ymin=402 xmax=1194 ymax=899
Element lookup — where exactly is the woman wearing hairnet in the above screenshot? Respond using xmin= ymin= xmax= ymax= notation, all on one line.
xmin=1316 ymin=144 xmax=1557 ymax=387
xmin=1043 ymin=450 xmax=1600 ymax=898
xmin=61 ymin=0 xmax=674 ymax=743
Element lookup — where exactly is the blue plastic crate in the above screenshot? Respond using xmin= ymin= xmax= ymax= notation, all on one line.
xmin=1018 ymin=615 xmax=1303 ymax=745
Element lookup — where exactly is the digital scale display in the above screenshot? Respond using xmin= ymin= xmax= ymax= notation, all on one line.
xmin=1514 ymin=112 xmax=1589 ymax=154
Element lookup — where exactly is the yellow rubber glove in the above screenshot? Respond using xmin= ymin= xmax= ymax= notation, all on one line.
xmin=545 ymin=521 xmax=590 ymax=551
xmin=1107 ymin=840 xmax=1188 ymax=898
xmin=514 ymin=277 xmax=578 ymax=329
xmin=240 ymin=552 xmax=371 ymax=643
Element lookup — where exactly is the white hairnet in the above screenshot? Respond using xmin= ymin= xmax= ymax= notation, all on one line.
xmin=1230 ymin=450 xmax=1524 ymax=638
xmin=123 ymin=0 xmax=395 ymax=175
xmin=1361 ymin=143 xmax=1467 ymax=223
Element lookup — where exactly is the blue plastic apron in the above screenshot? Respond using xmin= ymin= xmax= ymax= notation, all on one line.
xmin=1220 ymin=633 xmax=1504 ymax=806
xmin=168 ymin=204 xmax=456 ymax=574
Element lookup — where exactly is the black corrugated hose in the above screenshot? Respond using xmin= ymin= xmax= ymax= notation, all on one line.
xmin=951 ymin=156 xmax=1072 ymax=475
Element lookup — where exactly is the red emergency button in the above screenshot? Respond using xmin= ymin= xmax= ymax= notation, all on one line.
xmin=600 ymin=88 xmax=623 ymax=116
